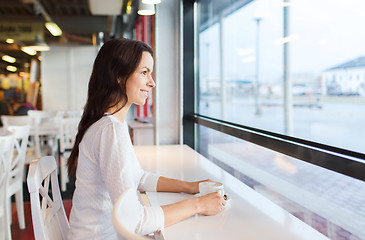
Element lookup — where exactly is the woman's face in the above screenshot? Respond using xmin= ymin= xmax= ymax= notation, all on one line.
xmin=126 ymin=51 xmax=155 ymax=106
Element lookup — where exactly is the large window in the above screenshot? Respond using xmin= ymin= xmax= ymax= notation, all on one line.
xmin=185 ymin=0 xmax=365 ymax=239
xmin=198 ymin=0 xmax=365 ymax=154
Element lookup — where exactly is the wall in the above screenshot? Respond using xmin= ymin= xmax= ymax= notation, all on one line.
xmin=41 ymin=45 xmax=99 ymax=111
xmin=154 ymin=0 xmax=181 ymax=144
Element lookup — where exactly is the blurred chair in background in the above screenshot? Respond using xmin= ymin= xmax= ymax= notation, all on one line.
xmin=56 ymin=110 xmax=83 ymax=120
xmin=1 ymin=115 xmax=36 ymax=164
xmin=27 ymin=110 xmax=58 ymax=159
xmin=0 ymin=133 xmax=15 ymax=240
xmin=6 ymin=125 xmax=30 ymax=233
xmin=58 ymin=116 xmax=81 ymax=191
xmin=1 ymin=115 xmax=31 ymax=129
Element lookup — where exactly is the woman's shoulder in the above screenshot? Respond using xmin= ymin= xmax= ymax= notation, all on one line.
xmin=89 ymin=115 xmax=127 ymax=133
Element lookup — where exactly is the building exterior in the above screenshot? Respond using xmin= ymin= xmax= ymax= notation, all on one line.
xmin=322 ymin=56 xmax=365 ymax=96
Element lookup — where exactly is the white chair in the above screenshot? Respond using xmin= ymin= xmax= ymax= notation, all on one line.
xmin=27 ymin=156 xmax=70 ymax=240
xmin=112 ymin=188 xmax=151 ymax=240
xmin=1 ymin=115 xmax=31 ymax=129
xmin=27 ymin=110 xmax=58 ymax=159
xmin=58 ymin=117 xmax=80 ymax=191
xmin=6 ymin=125 xmax=30 ymax=232
xmin=1 ymin=115 xmax=36 ymax=164
xmin=55 ymin=110 xmax=83 ymax=120
xmin=0 ymin=133 xmax=15 ymax=240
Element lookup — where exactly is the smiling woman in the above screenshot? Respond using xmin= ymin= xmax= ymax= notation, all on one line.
xmin=66 ymin=38 xmax=226 ymax=239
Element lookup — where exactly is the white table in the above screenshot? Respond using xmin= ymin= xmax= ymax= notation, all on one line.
xmin=134 ymin=145 xmax=329 ymax=240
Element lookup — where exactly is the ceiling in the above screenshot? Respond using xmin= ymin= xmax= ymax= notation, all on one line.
xmin=0 ymin=0 xmax=136 ymax=74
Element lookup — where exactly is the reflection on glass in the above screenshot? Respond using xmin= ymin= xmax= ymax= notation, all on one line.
xmin=197 ymin=0 xmax=365 ymax=153
xmin=198 ymin=125 xmax=365 ymax=240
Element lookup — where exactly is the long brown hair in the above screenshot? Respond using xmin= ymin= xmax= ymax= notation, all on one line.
xmin=67 ymin=38 xmax=153 ymax=175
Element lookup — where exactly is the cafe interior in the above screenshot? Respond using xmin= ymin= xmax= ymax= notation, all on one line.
xmin=0 ymin=0 xmax=364 ymax=239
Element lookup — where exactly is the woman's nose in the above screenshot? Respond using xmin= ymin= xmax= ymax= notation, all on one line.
xmin=148 ymin=75 xmax=156 ymax=88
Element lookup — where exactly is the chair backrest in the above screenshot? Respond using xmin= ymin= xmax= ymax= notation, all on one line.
xmin=1 ymin=115 xmax=31 ymax=128
xmin=0 ymin=134 xmax=15 ymax=239
xmin=58 ymin=117 xmax=80 ymax=152
xmin=56 ymin=110 xmax=83 ymax=121
xmin=27 ymin=156 xmax=70 ymax=240
xmin=28 ymin=110 xmax=57 ymax=125
xmin=112 ymin=188 xmax=151 ymax=240
xmin=7 ymin=125 xmax=30 ymax=182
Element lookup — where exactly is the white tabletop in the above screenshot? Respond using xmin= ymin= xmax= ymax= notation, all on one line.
xmin=134 ymin=144 xmax=329 ymax=240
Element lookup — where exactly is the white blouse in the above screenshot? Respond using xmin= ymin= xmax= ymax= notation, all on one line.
xmin=68 ymin=115 xmax=164 ymax=240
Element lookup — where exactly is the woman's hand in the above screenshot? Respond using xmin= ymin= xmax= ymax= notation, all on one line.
xmin=161 ymin=191 xmax=225 ymax=227
xmin=196 ymin=192 xmax=226 ymax=215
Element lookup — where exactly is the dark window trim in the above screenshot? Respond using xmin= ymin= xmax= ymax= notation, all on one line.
xmin=182 ymin=0 xmax=196 ymax=147
xmin=185 ymin=114 xmax=365 ymax=182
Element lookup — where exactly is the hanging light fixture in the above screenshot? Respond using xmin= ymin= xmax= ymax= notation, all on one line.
xmin=6 ymin=65 xmax=17 ymax=72
xmin=45 ymin=22 xmax=63 ymax=36
xmin=27 ymin=34 xmax=50 ymax=51
xmin=5 ymin=38 xmax=15 ymax=44
xmin=138 ymin=0 xmax=155 ymax=15
xmin=2 ymin=55 xmax=16 ymax=63
xmin=142 ymin=0 xmax=161 ymax=4
xmin=21 ymin=47 xmax=37 ymax=56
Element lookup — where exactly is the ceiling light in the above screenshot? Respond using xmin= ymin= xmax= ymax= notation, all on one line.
xmin=138 ymin=0 xmax=155 ymax=15
xmin=142 ymin=0 xmax=161 ymax=4
xmin=2 ymin=55 xmax=16 ymax=63
xmin=27 ymin=34 xmax=50 ymax=51
xmin=21 ymin=47 xmax=37 ymax=56
xmin=6 ymin=65 xmax=17 ymax=72
xmin=45 ymin=22 xmax=63 ymax=36
xmin=5 ymin=38 xmax=15 ymax=44
xmin=88 ymin=0 xmax=123 ymax=15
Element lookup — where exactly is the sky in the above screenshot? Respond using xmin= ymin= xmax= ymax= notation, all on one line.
xmin=199 ymin=0 xmax=365 ymax=85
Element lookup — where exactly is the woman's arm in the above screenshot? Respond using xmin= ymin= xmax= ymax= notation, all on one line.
xmin=161 ymin=192 xmax=225 ymax=227
xmin=156 ymin=176 xmax=211 ymax=194
xmin=157 ymin=176 xmax=225 ymax=227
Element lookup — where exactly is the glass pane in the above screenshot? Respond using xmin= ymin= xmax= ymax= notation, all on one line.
xmin=198 ymin=125 xmax=365 ymax=240
xmin=197 ymin=0 xmax=365 ymax=153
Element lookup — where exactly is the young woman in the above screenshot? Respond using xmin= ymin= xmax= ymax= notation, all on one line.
xmin=67 ymin=38 xmax=225 ymax=239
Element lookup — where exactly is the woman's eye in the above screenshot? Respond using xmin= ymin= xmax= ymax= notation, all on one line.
xmin=142 ymin=71 xmax=147 ymax=75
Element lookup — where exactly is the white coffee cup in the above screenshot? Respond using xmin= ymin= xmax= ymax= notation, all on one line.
xmin=199 ymin=181 xmax=224 ymax=196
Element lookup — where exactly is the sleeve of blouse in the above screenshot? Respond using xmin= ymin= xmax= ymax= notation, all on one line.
xmin=138 ymin=171 xmax=160 ymax=192
xmin=98 ymin=122 xmax=164 ymax=234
